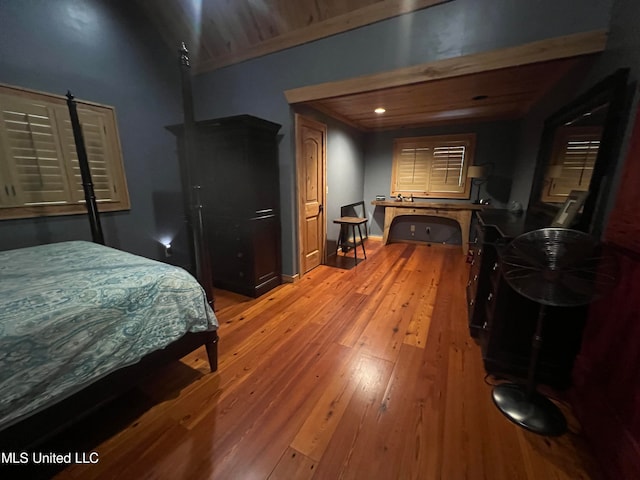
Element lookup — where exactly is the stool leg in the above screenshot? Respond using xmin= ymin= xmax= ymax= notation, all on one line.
xmin=352 ymin=225 xmax=358 ymax=266
xmin=357 ymin=224 xmax=367 ymax=259
xmin=336 ymin=225 xmax=343 ymax=256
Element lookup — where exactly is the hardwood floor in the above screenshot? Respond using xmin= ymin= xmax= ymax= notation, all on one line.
xmin=52 ymin=240 xmax=599 ymax=479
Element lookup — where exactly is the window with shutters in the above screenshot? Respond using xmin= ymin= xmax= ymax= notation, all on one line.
xmin=540 ymin=126 xmax=602 ymax=203
xmin=0 ymin=84 xmax=129 ymax=219
xmin=390 ymin=134 xmax=476 ymax=199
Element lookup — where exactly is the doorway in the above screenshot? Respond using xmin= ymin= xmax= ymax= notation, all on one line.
xmin=295 ymin=114 xmax=327 ymax=275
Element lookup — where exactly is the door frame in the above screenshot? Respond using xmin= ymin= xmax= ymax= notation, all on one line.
xmin=295 ymin=113 xmax=327 ymax=277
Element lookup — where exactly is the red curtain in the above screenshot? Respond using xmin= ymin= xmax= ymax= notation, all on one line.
xmin=571 ymin=106 xmax=640 ymax=480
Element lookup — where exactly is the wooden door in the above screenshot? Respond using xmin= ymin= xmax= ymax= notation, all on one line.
xmin=296 ymin=114 xmax=326 ymax=274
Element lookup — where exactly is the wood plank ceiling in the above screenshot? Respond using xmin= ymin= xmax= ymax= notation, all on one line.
xmin=135 ymin=0 xmax=449 ymax=72
xmin=135 ymin=0 xmax=600 ymax=131
xmin=304 ymin=57 xmax=593 ymax=131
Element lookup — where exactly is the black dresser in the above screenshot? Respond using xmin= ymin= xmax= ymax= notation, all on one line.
xmin=467 ymin=210 xmax=587 ymax=389
xmin=170 ymin=115 xmax=282 ymax=297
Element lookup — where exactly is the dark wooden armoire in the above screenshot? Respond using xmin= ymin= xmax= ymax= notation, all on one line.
xmin=170 ymin=114 xmax=282 ymax=297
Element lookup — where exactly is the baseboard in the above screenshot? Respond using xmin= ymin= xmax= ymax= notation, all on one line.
xmin=282 ymin=273 xmax=299 ymax=284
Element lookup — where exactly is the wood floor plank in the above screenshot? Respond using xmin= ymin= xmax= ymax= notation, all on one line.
xmin=67 ymin=407 xmax=183 ymax=479
xmin=353 ymin=247 xmax=445 ymax=363
xmin=440 ymin=251 xmax=492 ymax=480
xmin=403 ymin=247 xmax=444 ymax=348
xmin=49 ymin=240 xmax=600 ymax=480
xmin=186 ymin=342 xmax=354 ymax=479
xmin=354 ymin=267 xmax=416 ymax=361
xmin=324 ymin=343 xmax=442 ymax=480
xmin=141 ymin=309 xmax=312 ymax=430
xmin=338 ymin=246 xmax=413 ymax=349
xmin=217 ymin=270 xmax=329 ymax=340
xmin=290 ymin=351 xmax=373 ymax=460
xmin=304 ymin=354 xmax=396 ymax=479
xmin=353 ymin=243 xmax=414 ymax=296
xmin=268 ymin=447 xmax=317 ymax=480
xmin=307 ymin=289 xmax=368 ymax=327
xmin=171 ymin=316 xmax=323 ymax=430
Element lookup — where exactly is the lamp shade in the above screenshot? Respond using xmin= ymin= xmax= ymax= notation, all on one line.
xmin=468 ymin=165 xmax=488 ymax=179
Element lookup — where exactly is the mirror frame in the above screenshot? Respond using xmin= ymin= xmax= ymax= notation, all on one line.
xmin=527 ymin=68 xmax=630 ymax=233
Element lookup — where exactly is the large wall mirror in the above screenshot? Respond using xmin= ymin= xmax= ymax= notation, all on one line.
xmin=527 ymin=68 xmax=630 ymax=233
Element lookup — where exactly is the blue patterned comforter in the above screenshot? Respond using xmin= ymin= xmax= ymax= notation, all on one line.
xmin=0 ymin=241 xmax=217 ymax=429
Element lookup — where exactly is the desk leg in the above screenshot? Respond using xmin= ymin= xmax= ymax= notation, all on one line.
xmin=459 ymin=211 xmax=471 ymax=255
xmin=351 ymin=225 xmax=358 ymax=266
xmin=382 ymin=207 xmax=394 ymax=245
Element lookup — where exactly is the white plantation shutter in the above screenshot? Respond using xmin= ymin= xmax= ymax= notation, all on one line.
xmin=429 ymin=144 xmax=467 ymax=194
xmin=543 ymin=126 xmax=601 ymax=202
xmin=0 ymin=96 xmax=71 ymax=205
xmin=55 ymin=107 xmax=118 ymax=203
xmin=391 ymin=134 xmax=475 ymax=199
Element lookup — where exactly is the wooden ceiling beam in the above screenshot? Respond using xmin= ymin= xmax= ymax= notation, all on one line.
xmin=284 ymin=30 xmax=607 ymax=104
xmin=304 ymin=102 xmax=367 ymax=131
xmin=314 ymin=58 xmax=580 ymax=107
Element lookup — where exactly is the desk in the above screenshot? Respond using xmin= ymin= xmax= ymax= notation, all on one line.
xmin=333 ymin=216 xmax=368 ymax=266
xmin=371 ymin=201 xmax=482 ymax=254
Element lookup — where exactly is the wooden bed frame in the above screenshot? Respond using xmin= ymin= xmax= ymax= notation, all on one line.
xmin=0 ymin=330 xmax=218 ymax=450
xmin=0 ymin=45 xmax=219 ymax=449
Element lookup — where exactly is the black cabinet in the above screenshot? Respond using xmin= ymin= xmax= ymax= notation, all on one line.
xmin=170 ymin=115 xmax=282 ymax=297
xmin=467 ymin=210 xmax=587 ymax=389
xmin=207 ymin=213 xmax=281 ymax=297
xmin=467 ymin=222 xmax=500 ymax=338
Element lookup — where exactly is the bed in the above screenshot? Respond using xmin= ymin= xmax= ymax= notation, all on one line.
xmin=0 ymin=240 xmax=218 ymax=447
xmin=0 ymin=43 xmax=218 ymax=450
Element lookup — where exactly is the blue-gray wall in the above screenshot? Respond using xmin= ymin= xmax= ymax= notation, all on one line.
xmin=326 ymin=122 xmax=365 ymax=247
xmin=193 ymin=0 xmax=612 ymax=274
xmin=0 ymin=0 xmax=187 ymax=264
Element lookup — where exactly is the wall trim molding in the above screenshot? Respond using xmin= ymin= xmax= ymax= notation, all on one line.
xmin=282 ymin=273 xmax=300 ymax=284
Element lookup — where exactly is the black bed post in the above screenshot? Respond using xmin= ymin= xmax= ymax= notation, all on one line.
xmin=66 ymin=91 xmax=105 ymax=245
xmin=179 ymin=42 xmax=214 ymax=306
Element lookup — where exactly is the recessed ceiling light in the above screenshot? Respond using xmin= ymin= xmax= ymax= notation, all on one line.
xmin=374 ymin=107 xmax=386 ymax=114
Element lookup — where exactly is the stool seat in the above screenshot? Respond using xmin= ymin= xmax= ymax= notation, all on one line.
xmin=333 ymin=216 xmax=367 ymax=266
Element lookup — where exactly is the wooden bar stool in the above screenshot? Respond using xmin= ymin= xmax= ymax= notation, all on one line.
xmin=333 ymin=216 xmax=368 ymax=266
